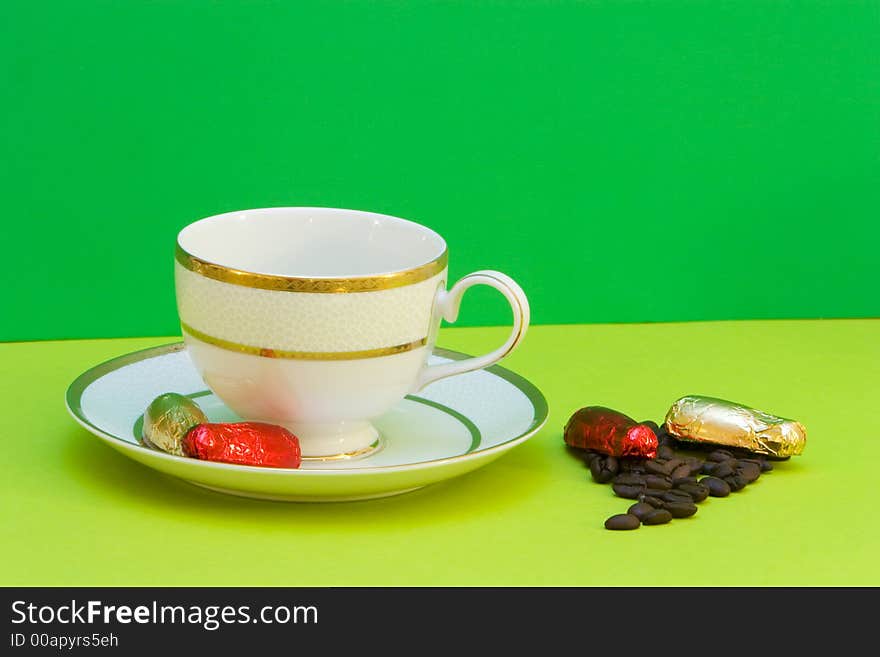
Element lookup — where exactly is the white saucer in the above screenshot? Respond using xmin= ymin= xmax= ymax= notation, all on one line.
xmin=66 ymin=343 xmax=548 ymax=502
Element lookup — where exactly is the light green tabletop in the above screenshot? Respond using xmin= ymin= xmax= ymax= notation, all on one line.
xmin=2 ymin=320 xmax=877 ymax=586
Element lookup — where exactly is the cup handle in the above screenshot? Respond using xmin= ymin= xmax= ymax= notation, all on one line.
xmin=413 ymin=270 xmax=530 ymax=391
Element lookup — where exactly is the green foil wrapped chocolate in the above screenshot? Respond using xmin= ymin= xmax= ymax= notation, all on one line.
xmin=142 ymin=393 xmax=208 ymax=456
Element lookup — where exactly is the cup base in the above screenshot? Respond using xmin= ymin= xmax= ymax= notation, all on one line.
xmin=281 ymin=420 xmax=381 ymax=459
xmin=301 ymin=437 xmax=383 ymax=462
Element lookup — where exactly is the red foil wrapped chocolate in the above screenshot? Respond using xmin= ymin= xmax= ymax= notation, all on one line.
xmin=564 ymin=407 xmax=658 ymax=458
xmin=183 ymin=422 xmax=302 ymax=469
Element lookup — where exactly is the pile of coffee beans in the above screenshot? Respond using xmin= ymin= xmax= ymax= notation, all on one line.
xmin=579 ymin=421 xmax=780 ymax=531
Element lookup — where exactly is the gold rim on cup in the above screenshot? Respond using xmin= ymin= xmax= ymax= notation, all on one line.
xmin=180 ymin=322 xmax=429 ymax=361
xmin=175 ymin=244 xmax=449 ymax=293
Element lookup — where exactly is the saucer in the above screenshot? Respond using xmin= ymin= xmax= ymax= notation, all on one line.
xmin=66 ymin=343 xmax=548 ymax=502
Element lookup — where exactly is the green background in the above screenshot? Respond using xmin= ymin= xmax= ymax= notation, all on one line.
xmin=3 ymin=1 xmax=879 ymax=343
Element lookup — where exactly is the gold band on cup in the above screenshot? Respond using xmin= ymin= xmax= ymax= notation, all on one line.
xmin=175 ymin=245 xmax=448 ymax=293
xmin=181 ymin=322 xmax=428 ymax=361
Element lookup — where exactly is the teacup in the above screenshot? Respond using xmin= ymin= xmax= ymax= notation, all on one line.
xmin=175 ymin=207 xmax=529 ymax=458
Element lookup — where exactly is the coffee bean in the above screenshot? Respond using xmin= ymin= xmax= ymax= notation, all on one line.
xmin=661 ymin=489 xmax=694 ymax=504
xmin=620 ymin=458 xmax=646 ymax=473
xmin=724 ymin=474 xmax=748 ymax=491
xmin=700 ymin=476 xmax=730 ymax=497
xmin=613 ymin=473 xmax=646 ymax=486
xmin=613 ymin=483 xmax=645 ymax=499
xmin=627 ymin=502 xmax=655 ymax=521
xmin=645 ymin=460 xmax=672 ymax=476
xmin=766 ymin=454 xmax=790 ymax=461
xmin=645 ymin=459 xmax=684 ymax=476
xmin=665 ymin=501 xmax=698 ymax=518
xmin=590 ymin=458 xmax=604 ymax=480
xmin=583 ymin=450 xmax=602 ymax=464
xmin=644 ymin=475 xmax=672 ymax=490
xmin=708 ymin=449 xmax=736 ymax=462
xmin=686 ymin=458 xmax=705 ymax=476
xmin=642 ymin=509 xmax=673 ymax=525
xmin=639 ymin=494 xmax=666 ymax=508
xmin=590 ymin=458 xmax=615 ymax=484
xmin=671 ymin=464 xmax=692 ymax=480
xmin=676 ymin=482 xmax=709 ymax=503
xmin=605 ymin=513 xmax=640 ymax=530
xmin=736 ymin=461 xmax=761 ymax=483
xmin=733 ymin=473 xmax=751 ymax=489
xmin=594 ymin=470 xmax=614 ymax=484
xmin=576 ymin=419 xmax=781 ymax=533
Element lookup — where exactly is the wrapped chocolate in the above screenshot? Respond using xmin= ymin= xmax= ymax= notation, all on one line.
xmin=142 ymin=392 xmax=208 ymax=456
xmin=664 ymin=395 xmax=806 ymax=457
xmin=564 ymin=407 xmax=658 ymax=458
xmin=183 ymin=422 xmax=302 ymax=469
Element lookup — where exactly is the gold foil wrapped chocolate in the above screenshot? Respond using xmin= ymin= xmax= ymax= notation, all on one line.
xmin=665 ymin=395 xmax=806 ymax=457
xmin=142 ymin=392 xmax=208 ymax=456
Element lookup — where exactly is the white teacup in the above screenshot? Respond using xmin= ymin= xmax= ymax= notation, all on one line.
xmin=175 ymin=207 xmax=529 ymax=458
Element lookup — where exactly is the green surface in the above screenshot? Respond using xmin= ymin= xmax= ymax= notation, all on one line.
xmin=2 ymin=320 xmax=878 ymax=586
xmin=3 ymin=1 xmax=880 ymax=342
